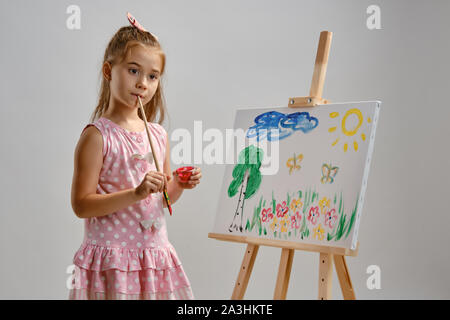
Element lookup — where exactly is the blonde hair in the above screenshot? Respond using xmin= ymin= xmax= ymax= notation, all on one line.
xmin=90 ymin=26 xmax=167 ymax=125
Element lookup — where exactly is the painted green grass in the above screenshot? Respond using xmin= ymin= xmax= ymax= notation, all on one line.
xmin=245 ymin=196 xmax=263 ymax=235
xmin=245 ymin=188 xmax=358 ymax=243
xmin=327 ymin=193 xmax=358 ymax=241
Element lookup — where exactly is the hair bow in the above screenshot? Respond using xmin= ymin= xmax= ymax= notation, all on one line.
xmin=140 ymin=218 xmax=162 ymax=231
xmin=127 ymin=12 xmax=159 ymax=40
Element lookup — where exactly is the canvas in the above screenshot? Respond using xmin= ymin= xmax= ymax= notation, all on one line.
xmin=212 ymin=101 xmax=381 ymax=250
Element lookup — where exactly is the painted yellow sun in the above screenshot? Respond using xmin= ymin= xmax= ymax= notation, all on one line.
xmin=328 ymin=108 xmax=370 ymax=152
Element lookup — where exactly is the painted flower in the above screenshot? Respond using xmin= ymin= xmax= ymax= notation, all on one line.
xmin=261 ymin=207 xmax=274 ymax=222
xmin=324 ymin=208 xmax=338 ymax=229
xmin=313 ymin=224 xmax=325 ymax=241
xmin=290 ymin=212 xmax=302 ymax=229
xmin=290 ymin=198 xmax=303 ymax=212
xmin=280 ymin=217 xmax=289 ymax=233
xmin=276 ymin=201 xmax=289 ymax=218
xmin=307 ymin=206 xmax=320 ymax=225
xmin=318 ymin=197 xmax=331 ymax=215
xmin=270 ymin=216 xmax=279 ymax=232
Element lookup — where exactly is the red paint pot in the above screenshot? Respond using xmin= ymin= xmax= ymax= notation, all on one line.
xmin=176 ymin=166 xmax=195 ymax=183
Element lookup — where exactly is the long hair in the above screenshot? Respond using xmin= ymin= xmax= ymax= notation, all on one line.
xmin=90 ymin=26 xmax=167 ymax=125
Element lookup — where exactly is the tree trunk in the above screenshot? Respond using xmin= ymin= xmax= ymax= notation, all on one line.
xmin=229 ymin=169 xmax=249 ymax=233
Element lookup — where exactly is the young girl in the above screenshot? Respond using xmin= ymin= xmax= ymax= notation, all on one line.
xmin=68 ymin=16 xmax=202 ymax=300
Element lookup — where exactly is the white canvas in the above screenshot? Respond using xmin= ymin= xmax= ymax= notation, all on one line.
xmin=212 ymin=101 xmax=381 ymax=250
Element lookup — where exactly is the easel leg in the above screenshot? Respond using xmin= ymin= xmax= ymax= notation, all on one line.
xmin=231 ymin=244 xmax=259 ymax=299
xmin=273 ymin=248 xmax=295 ymax=300
xmin=318 ymin=253 xmax=333 ymax=300
xmin=333 ymin=255 xmax=356 ymax=300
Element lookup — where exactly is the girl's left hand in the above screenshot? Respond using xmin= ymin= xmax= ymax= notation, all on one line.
xmin=173 ymin=167 xmax=202 ymax=189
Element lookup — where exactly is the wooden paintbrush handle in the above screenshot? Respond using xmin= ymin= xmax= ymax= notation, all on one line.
xmin=137 ymin=97 xmax=161 ymax=172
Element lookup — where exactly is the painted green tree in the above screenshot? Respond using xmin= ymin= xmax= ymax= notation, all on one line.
xmin=227 ymin=145 xmax=263 ymax=232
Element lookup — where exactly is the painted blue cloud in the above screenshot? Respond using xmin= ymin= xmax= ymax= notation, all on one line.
xmin=246 ymin=111 xmax=319 ymax=142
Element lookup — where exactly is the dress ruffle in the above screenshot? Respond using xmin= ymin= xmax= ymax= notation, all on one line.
xmin=69 ymin=266 xmax=193 ymax=297
xmin=73 ymin=242 xmax=182 ymax=272
xmin=69 ymin=286 xmax=194 ymax=300
xmin=70 ymin=243 xmax=194 ymax=299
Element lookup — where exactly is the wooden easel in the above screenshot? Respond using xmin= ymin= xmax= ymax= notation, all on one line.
xmin=208 ymin=31 xmax=358 ymax=300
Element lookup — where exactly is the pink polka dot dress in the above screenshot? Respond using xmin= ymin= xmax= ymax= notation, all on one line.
xmin=68 ymin=117 xmax=194 ymax=300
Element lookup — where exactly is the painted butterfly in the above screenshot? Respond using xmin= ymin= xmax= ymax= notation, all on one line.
xmin=286 ymin=153 xmax=304 ymax=174
xmin=321 ymin=163 xmax=339 ymax=184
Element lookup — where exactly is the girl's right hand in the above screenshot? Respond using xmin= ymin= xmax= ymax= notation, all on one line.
xmin=134 ymin=171 xmax=167 ymax=200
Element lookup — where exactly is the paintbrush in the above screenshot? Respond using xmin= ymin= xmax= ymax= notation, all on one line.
xmin=137 ymin=96 xmax=173 ymax=215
